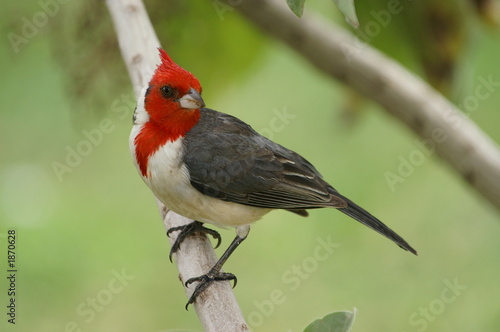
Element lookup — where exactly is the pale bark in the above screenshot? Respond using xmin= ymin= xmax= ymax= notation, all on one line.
xmin=106 ymin=1 xmax=249 ymax=331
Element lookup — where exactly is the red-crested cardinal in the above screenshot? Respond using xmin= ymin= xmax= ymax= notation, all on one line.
xmin=130 ymin=48 xmax=417 ymax=307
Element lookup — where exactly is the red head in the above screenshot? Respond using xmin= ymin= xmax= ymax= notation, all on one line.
xmin=144 ymin=48 xmax=204 ymax=135
xmin=133 ymin=48 xmax=205 ymax=177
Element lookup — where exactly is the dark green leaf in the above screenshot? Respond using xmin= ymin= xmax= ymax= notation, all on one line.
xmin=332 ymin=0 xmax=359 ymax=28
xmin=286 ymin=0 xmax=306 ymax=17
xmin=304 ymin=309 xmax=357 ymax=332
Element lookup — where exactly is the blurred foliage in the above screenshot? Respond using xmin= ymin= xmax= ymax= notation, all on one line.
xmin=472 ymin=0 xmax=500 ymax=26
xmin=49 ymin=0 xmax=264 ymax=125
xmin=354 ymin=0 xmax=500 ymax=97
xmin=50 ymin=1 xmax=127 ymax=124
xmin=336 ymin=0 xmax=500 ymax=121
xmin=288 ymin=0 xmax=500 ymax=100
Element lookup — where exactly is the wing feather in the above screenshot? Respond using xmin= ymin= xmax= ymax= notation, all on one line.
xmin=184 ymin=109 xmax=347 ymax=211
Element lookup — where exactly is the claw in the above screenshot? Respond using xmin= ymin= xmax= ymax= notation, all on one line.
xmin=184 ymin=271 xmax=237 ymax=310
xmin=166 ymin=221 xmax=222 ymax=262
xmin=178 ymin=233 xmax=248 ymax=310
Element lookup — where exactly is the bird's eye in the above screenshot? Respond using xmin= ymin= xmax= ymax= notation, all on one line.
xmin=160 ymin=85 xmax=175 ymax=98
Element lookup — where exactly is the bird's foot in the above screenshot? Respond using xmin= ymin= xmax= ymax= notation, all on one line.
xmin=167 ymin=221 xmax=221 ymax=262
xmin=184 ymin=268 xmax=237 ymax=309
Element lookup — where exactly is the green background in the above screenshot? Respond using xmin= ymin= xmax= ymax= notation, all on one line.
xmin=1 ymin=1 xmax=499 ymax=331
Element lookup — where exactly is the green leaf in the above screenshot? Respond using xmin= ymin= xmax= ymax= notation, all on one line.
xmin=332 ymin=0 xmax=359 ymax=28
xmin=286 ymin=0 xmax=306 ymax=17
xmin=304 ymin=309 xmax=357 ymax=332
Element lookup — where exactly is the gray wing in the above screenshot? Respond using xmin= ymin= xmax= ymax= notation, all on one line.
xmin=184 ymin=110 xmax=417 ymax=255
xmin=183 ymin=109 xmax=346 ymax=212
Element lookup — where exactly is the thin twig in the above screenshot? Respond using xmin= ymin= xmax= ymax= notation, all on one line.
xmin=105 ymin=0 xmax=249 ymax=330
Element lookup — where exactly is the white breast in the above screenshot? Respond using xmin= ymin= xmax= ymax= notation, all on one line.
xmin=130 ymin=126 xmax=271 ymax=228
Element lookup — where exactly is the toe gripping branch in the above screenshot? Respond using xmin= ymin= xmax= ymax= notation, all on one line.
xmin=166 ymin=221 xmax=247 ymax=309
xmin=167 ymin=221 xmax=222 ymax=262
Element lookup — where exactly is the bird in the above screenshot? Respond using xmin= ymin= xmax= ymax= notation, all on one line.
xmin=129 ymin=48 xmax=417 ymax=308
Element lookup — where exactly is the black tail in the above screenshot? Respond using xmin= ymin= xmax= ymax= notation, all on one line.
xmin=336 ymin=194 xmax=417 ymax=255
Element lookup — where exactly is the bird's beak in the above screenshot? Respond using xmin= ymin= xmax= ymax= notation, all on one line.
xmin=179 ymin=88 xmax=205 ymax=110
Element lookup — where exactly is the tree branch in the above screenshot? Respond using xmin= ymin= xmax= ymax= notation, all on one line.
xmin=105 ymin=1 xmax=249 ymax=330
xmin=232 ymin=0 xmax=500 ymax=210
